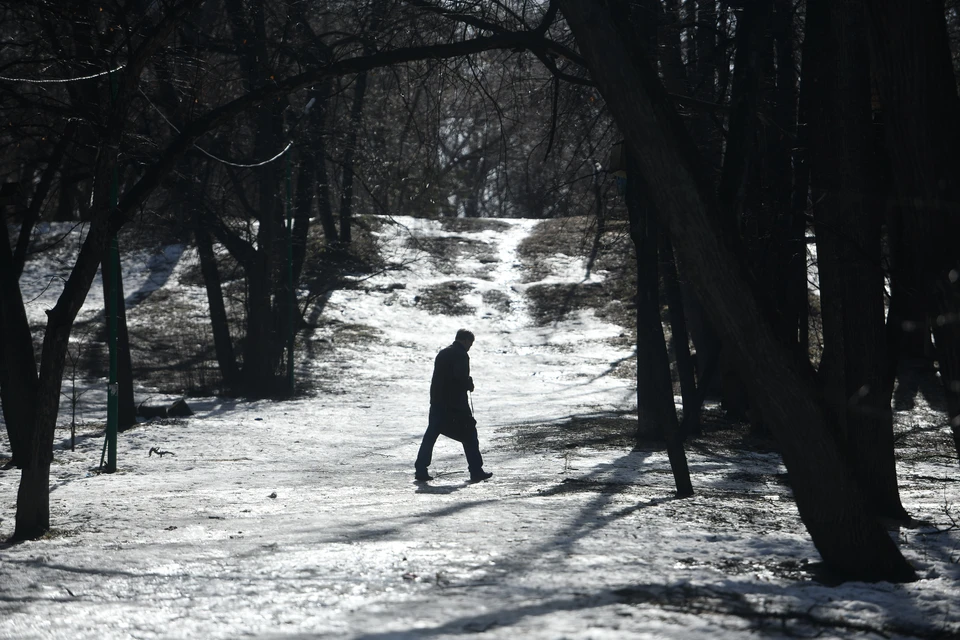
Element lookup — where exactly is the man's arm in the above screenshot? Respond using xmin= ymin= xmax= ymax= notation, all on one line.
xmin=453 ymin=349 xmax=473 ymax=393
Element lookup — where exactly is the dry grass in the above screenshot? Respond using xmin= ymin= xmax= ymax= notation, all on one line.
xmin=518 ymin=216 xmax=637 ymax=332
xmin=415 ymin=280 xmax=477 ymax=316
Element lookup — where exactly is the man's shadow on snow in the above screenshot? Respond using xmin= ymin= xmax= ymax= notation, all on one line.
xmin=413 ymin=481 xmax=466 ymax=495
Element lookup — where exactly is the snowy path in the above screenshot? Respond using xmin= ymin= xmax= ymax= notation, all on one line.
xmin=1 ymin=216 xmax=958 ymax=639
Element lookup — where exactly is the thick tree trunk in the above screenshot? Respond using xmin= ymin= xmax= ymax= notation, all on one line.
xmin=0 ymin=220 xmax=39 ymax=468
xmin=866 ymin=0 xmax=960 ymax=463
xmin=224 ymin=0 xmax=287 ymax=398
xmin=13 ymin=464 xmax=49 ymax=540
xmin=559 ymin=0 xmax=915 ymax=581
xmin=806 ymin=0 xmax=908 ymax=521
xmin=241 ymin=259 xmax=279 ymax=396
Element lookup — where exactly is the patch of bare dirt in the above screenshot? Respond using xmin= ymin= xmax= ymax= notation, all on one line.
xmin=415 ymin=280 xmax=477 ymax=316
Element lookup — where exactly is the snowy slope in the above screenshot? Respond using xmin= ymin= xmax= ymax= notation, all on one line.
xmin=0 ymin=216 xmax=958 ymax=640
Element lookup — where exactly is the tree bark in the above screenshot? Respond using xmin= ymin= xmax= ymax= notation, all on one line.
xmin=770 ymin=0 xmax=805 ymax=355
xmin=313 ymin=85 xmax=339 ymax=245
xmin=14 ymin=465 xmax=49 ymax=540
xmin=627 ymin=149 xmax=694 ymax=497
xmin=806 ymin=0 xmax=908 ymax=520
xmin=192 ymin=207 xmax=239 ymax=393
xmin=866 ymin=0 xmax=960 ymax=463
xmin=660 ymin=230 xmax=701 ymax=438
xmin=338 ymin=70 xmax=369 ymax=246
xmin=718 ymin=1 xmax=771 ymax=229
xmin=225 ymin=0 xmax=291 ymax=397
xmin=0 ymin=219 xmax=39 ymax=469
xmin=558 ymin=0 xmax=916 ymax=582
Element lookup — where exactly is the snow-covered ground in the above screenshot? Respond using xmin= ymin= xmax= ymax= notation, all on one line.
xmin=0 ymin=216 xmax=958 ymax=639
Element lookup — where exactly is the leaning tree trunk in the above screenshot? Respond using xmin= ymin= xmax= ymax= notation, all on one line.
xmin=806 ymin=0 xmax=908 ymax=521
xmin=634 ymin=0 xmax=700 ymax=444
xmin=660 ymin=231 xmax=702 ymax=438
xmin=559 ymin=0 xmax=916 ymax=582
xmin=627 ymin=149 xmax=694 ymax=497
xmin=192 ymin=207 xmax=240 ymax=394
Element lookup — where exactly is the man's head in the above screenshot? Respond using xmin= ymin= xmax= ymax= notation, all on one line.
xmin=455 ymin=328 xmax=475 ymax=351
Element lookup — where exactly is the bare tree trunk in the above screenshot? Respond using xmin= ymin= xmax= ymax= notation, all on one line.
xmin=14 ymin=465 xmax=49 ymax=539
xmin=715 ymin=1 xmax=775 ymax=425
xmin=11 ymin=206 xmax=117 ymax=538
xmin=337 ymin=2 xmax=386 ymax=243
xmin=806 ymin=0 xmax=908 ymax=521
xmin=718 ymin=1 xmax=771 ymax=228
xmin=242 ymin=252 xmax=279 ymax=396
xmin=0 ymin=220 xmax=39 ymax=469
xmin=338 ymin=70 xmax=368 ymax=246
xmin=314 ymin=95 xmax=339 ymax=245
xmin=690 ymin=0 xmax=723 ymax=176
xmin=297 ymin=84 xmax=337 ymax=245
xmin=660 ymin=231 xmax=701 ymax=438
xmin=225 ymin=0 xmax=291 ymax=397
xmin=558 ymin=0 xmax=916 ymax=581
xmin=866 ymin=0 xmax=960 ymax=463
xmin=192 ymin=207 xmax=239 ymax=393
xmin=627 ymin=149 xmax=694 ymax=497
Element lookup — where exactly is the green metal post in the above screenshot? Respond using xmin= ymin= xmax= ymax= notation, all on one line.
xmin=105 ymin=231 xmax=119 ymax=472
xmin=105 ymin=68 xmax=119 ymax=472
xmin=286 ymin=150 xmax=295 ymax=395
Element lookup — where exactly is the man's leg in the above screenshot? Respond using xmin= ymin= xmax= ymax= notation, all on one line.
xmin=415 ymin=408 xmax=442 ymax=477
xmin=461 ymin=425 xmax=485 ymax=476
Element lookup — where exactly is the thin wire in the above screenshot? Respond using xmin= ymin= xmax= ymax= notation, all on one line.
xmin=0 ymin=64 xmax=126 ymax=84
xmin=194 ymin=139 xmax=293 ymax=168
xmin=138 ymin=88 xmax=294 ymax=168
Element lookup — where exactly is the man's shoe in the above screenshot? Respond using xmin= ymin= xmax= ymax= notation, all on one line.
xmin=415 ymin=471 xmax=433 ymax=482
xmin=470 ymin=471 xmax=493 ymax=482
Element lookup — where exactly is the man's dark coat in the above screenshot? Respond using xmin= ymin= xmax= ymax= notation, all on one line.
xmin=429 ymin=341 xmax=475 ymax=440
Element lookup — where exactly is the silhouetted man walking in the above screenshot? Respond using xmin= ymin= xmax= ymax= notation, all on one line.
xmin=415 ymin=329 xmax=492 ymax=482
